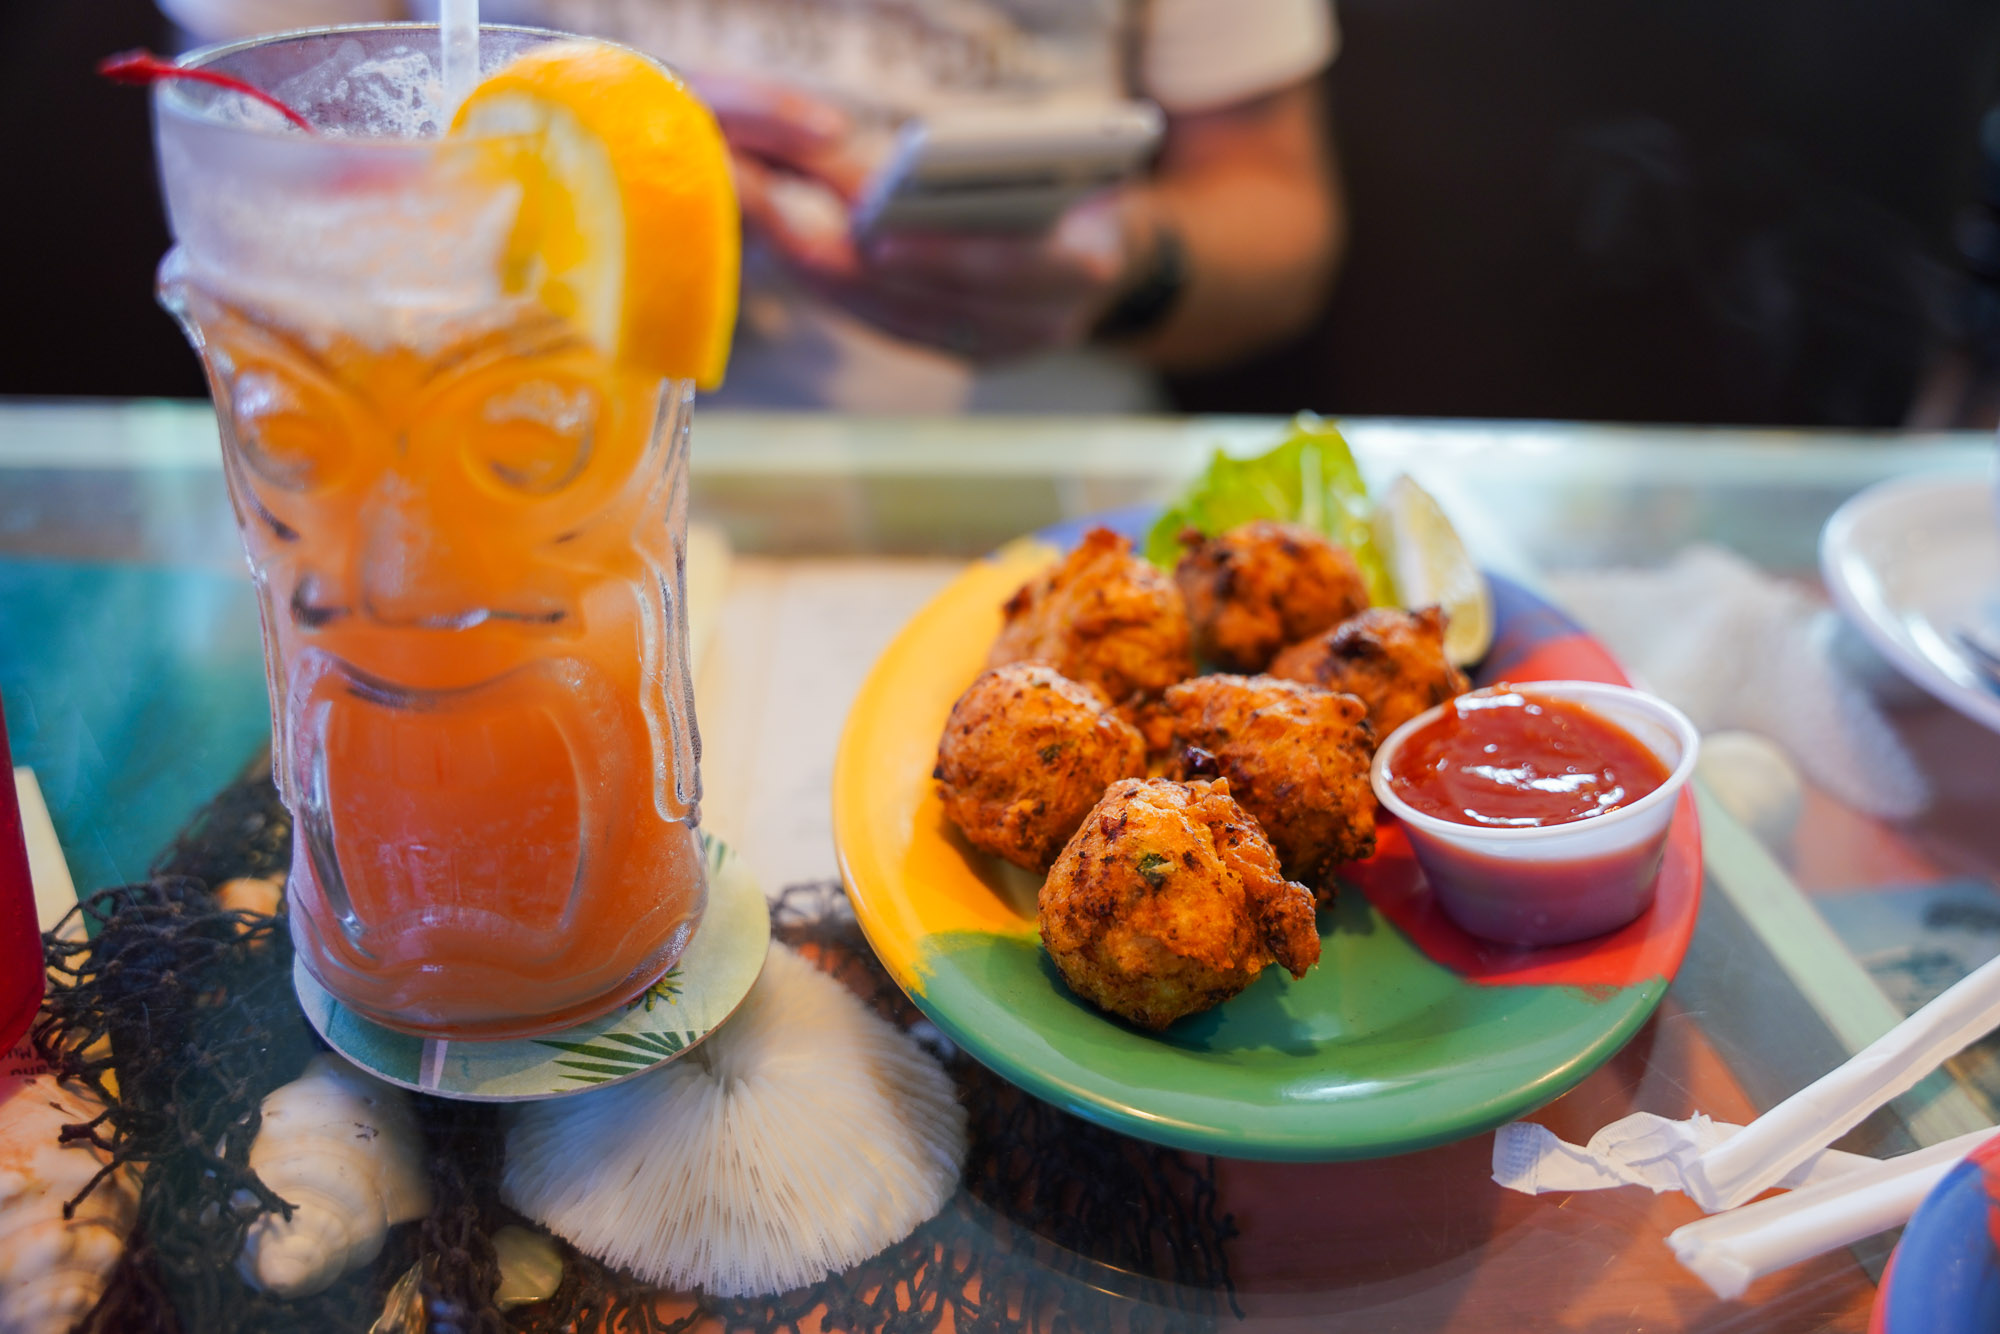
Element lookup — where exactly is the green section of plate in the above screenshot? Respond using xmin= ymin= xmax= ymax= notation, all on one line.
xmin=295 ymin=837 xmax=770 ymax=1102
xmin=915 ymin=892 xmax=1662 ymax=1161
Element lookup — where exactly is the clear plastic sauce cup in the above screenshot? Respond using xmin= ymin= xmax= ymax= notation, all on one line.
xmin=1369 ymin=681 xmax=1700 ymax=948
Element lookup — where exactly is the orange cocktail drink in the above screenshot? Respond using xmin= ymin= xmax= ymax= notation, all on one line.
xmin=152 ymin=24 xmax=737 ymax=1038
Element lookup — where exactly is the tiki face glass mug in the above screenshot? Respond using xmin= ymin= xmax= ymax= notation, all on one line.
xmin=153 ymin=25 xmax=708 ymax=1039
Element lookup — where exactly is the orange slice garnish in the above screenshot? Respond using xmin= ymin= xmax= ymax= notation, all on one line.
xmin=452 ymin=41 xmax=739 ymax=389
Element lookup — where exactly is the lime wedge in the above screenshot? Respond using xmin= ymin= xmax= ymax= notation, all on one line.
xmin=1372 ymin=474 xmax=1494 ymax=666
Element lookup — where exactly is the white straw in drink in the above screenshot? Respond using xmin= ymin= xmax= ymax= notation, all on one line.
xmin=440 ymin=0 xmax=479 ymax=122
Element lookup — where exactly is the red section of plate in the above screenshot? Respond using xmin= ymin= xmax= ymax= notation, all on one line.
xmin=1339 ymin=623 xmax=1700 ymax=989
xmin=1497 ymin=630 xmax=1631 ymax=688
xmin=1340 ymin=790 xmax=1701 ymax=988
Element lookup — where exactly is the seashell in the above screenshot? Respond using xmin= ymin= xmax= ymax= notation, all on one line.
xmin=491 ymin=1225 xmax=563 ymax=1309
xmin=504 ymin=944 xmax=967 ymax=1298
xmin=239 ymin=1053 xmax=431 ymax=1298
xmin=366 ymin=1262 xmax=424 ymax=1334
xmin=1696 ymin=729 xmax=1803 ymax=854
xmin=0 ymin=1074 xmax=140 ymax=1334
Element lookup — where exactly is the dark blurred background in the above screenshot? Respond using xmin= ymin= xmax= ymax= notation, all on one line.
xmin=0 ymin=0 xmax=207 ymax=398
xmin=11 ymin=0 xmax=2000 ymax=426
xmin=1177 ymin=0 xmax=2000 ymax=428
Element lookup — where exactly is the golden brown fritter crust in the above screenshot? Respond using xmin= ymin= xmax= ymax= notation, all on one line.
xmin=1269 ymin=605 xmax=1472 ymax=741
xmin=1039 ymin=777 xmax=1320 ymax=1030
xmin=1160 ymin=675 xmax=1376 ymax=893
xmin=1127 ymin=697 xmax=1180 ymax=771
xmin=1175 ymin=521 xmax=1370 ymax=673
xmin=935 ymin=663 xmax=1148 ymax=873
xmin=988 ymin=527 xmax=1196 ymax=709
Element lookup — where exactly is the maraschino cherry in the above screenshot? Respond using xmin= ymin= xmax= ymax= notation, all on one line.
xmin=99 ymin=50 xmax=314 ymax=132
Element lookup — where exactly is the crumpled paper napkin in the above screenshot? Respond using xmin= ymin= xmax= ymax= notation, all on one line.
xmin=1492 ymin=1112 xmax=1870 ymax=1202
xmin=1546 ymin=545 xmax=1927 ymax=820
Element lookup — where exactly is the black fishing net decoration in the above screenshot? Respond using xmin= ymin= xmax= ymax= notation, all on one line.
xmin=33 ymin=879 xmax=395 ymax=1334
xmin=147 ymin=754 xmax=294 ymax=886
xmin=36 ymin=765 xmax=1240 ymax=1334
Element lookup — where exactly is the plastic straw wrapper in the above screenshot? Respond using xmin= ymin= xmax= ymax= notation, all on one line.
xmin=1669 ymin=1127 xmax=1996 ymax=1299
xmin=1493 ymin=1112 xmax=1873 ymax=1201
xmin=1684 ymin=950 xmax=2000 ymax=1212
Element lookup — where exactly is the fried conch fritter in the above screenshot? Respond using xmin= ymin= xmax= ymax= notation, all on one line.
xmin=1039 ymin=778 xmax=1320 ymax=1030
xmin=1175 ymin=520 xmax=1370 ymax=673
xmin=988 ymin=527 xmax=1195 ymax=709
xmin=1160 ymin=675 xmax=1376 ymax=893
xmin=934 ymin=663 xmax=1148 ymax=873
xmin=1270 ymin=605 xmax=1472 ymax=741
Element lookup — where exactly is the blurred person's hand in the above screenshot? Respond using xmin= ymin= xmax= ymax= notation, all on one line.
xmin=697 ymin=74 xmax=869 ymax=274
xmin=703 ymin=73 xmax=1341 ymax=372
xmin=806 ymin=201 xmax=1136 ymax=363
xmin=703 ymin=73 xmax=1137 ymax=363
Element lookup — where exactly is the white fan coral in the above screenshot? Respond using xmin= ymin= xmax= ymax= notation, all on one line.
xmin=503 ymin=943 xmax=966 ymax=1298
xmin=0 ymin=1074 xmax=140 ymax=1334
xmin=238 ymin=1053 xmax=431 ymax=1297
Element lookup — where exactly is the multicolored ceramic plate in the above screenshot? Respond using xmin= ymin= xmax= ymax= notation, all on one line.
xmin=832 ymin=511 xmax=1702 ymax=1160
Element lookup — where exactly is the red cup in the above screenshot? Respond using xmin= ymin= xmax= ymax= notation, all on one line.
xmin=0 ymin=701 xmax=44 ymax=1052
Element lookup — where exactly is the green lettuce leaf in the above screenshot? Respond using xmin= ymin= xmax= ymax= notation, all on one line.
xmin=1144 ymin=414 xmax=1396 ymax=604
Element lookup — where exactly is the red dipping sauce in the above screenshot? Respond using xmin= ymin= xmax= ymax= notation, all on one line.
xmin=1386 ymin=690 xmax=1670 ymax=829
xmin=1370 ymin=682 xmax=1698 ymax=948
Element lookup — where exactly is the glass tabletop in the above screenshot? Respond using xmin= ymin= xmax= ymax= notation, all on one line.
xmin=3 ymin=397 xmax=1994 ymax=1332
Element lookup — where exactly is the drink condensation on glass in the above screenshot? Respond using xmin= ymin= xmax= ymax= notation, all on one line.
xmin=153 ymin=25 xmax=708 ymax=1039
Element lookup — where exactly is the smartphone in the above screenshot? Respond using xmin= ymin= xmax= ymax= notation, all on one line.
xmin=852 ymin=100 xmax=1165 ymax=236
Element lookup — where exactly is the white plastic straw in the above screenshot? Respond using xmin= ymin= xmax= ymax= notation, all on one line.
xmin=440 ymin=0 xmax=480 ymax=124
xmin=1492 ymin=1112 xmax=1876 ymax=1201
xmin=1684 ymin=949 xmax=2000 ymax=1212
xmin=1669 ymin=1127 xmax=1994 ymax=1299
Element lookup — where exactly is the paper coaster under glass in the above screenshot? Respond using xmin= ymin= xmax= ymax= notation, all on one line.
xmin=295 ymin=837 xmax=770 ymax=1102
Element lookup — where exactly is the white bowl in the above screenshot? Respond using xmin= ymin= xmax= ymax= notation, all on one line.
xmin=1369 ymin=681 xmax=1700 ymax=948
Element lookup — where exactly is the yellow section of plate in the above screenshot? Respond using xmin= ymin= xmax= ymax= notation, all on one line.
xmin=831 ymin=538 xmax=1055 ymax=989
